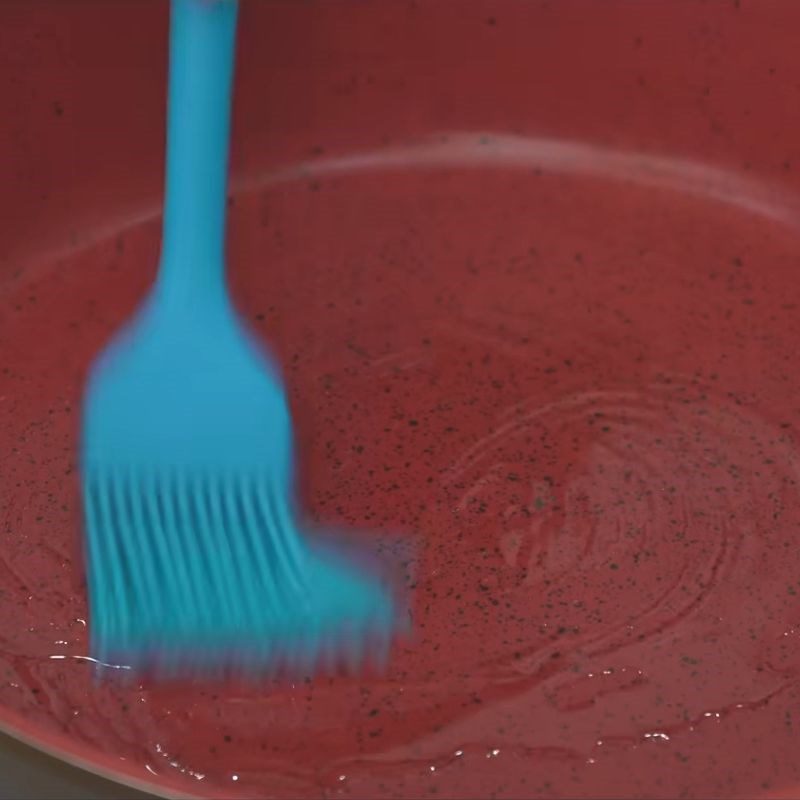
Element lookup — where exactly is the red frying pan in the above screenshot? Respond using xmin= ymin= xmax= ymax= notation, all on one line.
xmin=2 ymin=2 xmax=800 ymax=798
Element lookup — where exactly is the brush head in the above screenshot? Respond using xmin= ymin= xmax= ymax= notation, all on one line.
xmin=81 ymin=295 xmax=398 ymax=678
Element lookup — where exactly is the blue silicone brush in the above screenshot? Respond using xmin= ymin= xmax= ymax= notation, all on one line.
xmin=80 ymin=0 xmax=395 ymax=676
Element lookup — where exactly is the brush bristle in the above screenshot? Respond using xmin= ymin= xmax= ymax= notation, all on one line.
xmin=82 ymin=468 xmax=395 ymax=679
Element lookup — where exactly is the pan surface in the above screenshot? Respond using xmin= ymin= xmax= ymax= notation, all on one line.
xmin=2 ymin=2 xmax=800 ymax=798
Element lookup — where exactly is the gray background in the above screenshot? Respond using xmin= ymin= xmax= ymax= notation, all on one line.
xmin=0 ymin=732 xmax=155 ymax=799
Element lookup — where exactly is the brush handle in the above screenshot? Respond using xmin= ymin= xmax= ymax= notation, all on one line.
xmin=157 ymin=0 xmax=239 ymax=308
